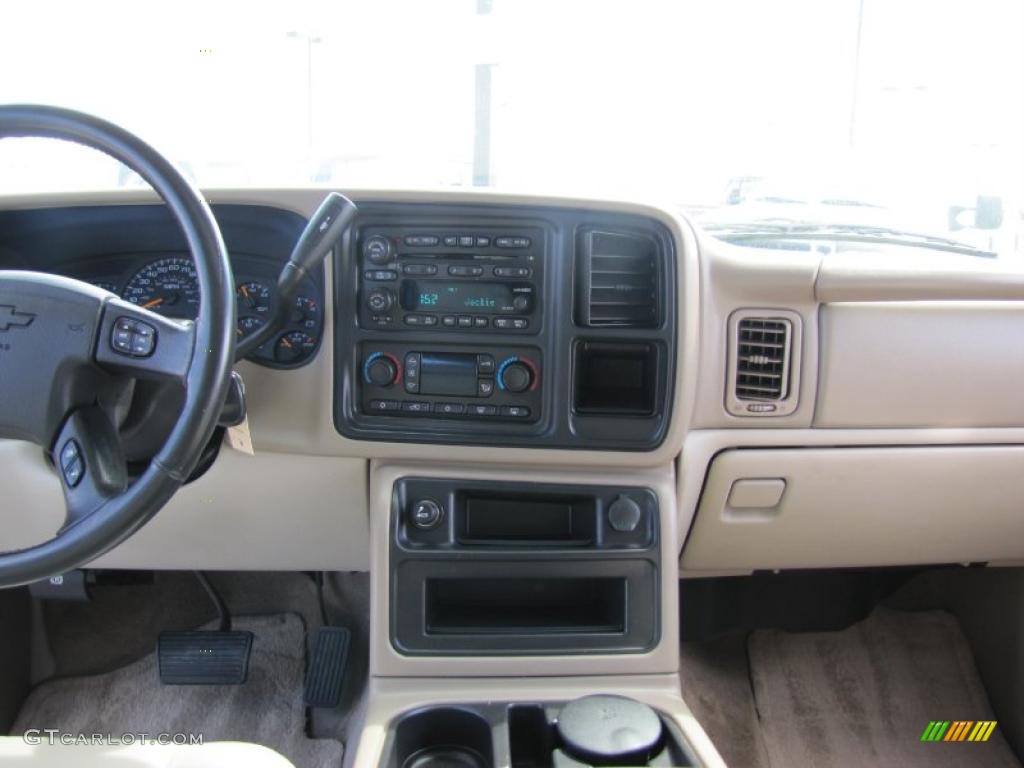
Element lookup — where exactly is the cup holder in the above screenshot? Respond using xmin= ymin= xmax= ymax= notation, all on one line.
xmin=386 ymin=707 xmax=494 ymax=768
xmin=380 ymin=697 xmax=697 ymax=768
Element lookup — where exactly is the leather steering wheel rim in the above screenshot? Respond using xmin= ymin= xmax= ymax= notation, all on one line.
xmin=0 ymin=105 xmax=235 ymax=588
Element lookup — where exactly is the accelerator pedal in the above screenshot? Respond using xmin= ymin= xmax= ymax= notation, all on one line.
xmin=304 ymin=626 xmax=351 ymax=707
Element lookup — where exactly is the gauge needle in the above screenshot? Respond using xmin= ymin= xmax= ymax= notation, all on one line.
xmin=142 ymin=298 xmax=164 ymax=308
xmin=280 ymin=337 xmax=293 ymax=348
xmin=239 ymin=285 xmax=251 ymax=303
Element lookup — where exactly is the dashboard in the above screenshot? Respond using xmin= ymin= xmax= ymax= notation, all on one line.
xmin=1 ymin=187 xmax=1024 ymax=583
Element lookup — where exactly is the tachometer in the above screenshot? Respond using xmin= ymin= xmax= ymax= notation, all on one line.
xmin=122 ymin=257 xmax=199 ymax=318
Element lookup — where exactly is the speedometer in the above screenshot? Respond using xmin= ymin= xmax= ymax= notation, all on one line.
xmin=122 ymin=257 xmax=199 ymax=318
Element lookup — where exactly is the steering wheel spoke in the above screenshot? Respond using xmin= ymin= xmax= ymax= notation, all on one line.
xmin=52 ymin=407 xmax=129 ymax=530
xmin=94 ymin=298 xmax=197 ymax=384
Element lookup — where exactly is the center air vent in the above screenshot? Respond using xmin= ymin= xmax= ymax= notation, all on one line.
xmin=727 ymin=311 xmax=800 ymax=417
xmin=576 ymin=230 xmax=659 ymax=327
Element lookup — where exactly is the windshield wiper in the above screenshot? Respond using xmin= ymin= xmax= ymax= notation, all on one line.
xmin=703 ymin=221 xmax=998 ymax=259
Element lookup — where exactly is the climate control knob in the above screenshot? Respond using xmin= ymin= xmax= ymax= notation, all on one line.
xmin=362 ymin=235 xmax=393 ymax=265
xmin=498 ymin=360 xmax=533 ymax=393
xmin=364 ymin=354 xmax=399 ymax=387
xmin=365 ymin=288 xmax=395 ymax=314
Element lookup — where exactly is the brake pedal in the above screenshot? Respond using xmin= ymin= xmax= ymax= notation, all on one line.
xmin=158 ymin=630 xmax=253 ymax=684
xmin=158 ymin=571 xmax=252 ymax=685
xmin=304 ymin=626 xmax=351 ymax=707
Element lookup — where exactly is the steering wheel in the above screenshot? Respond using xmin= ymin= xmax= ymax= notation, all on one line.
xmin=0 ymin=105 xmax=235 ymax=589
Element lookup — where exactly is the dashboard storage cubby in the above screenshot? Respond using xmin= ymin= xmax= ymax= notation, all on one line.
xmin=391 ymin=479 xmax=660 ymax=656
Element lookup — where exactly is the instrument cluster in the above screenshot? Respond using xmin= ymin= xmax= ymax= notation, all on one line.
xmin=79 ymin=253 xmax=323 ymax=368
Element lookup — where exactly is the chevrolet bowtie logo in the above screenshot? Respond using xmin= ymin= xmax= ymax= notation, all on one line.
xmin=0 ymin=305 xmax=36 ymax=332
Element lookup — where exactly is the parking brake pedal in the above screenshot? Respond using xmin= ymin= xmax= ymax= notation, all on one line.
xmin=158 ymin=572 xmax=253 ymax=685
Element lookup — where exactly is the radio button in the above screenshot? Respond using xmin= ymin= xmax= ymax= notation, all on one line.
xmin=363 ymin=235 xmax=393 ymax=264
xmin=495 ymin=236 xmax=531 ymax=248
xmin=369 ymin=399 xmax=400 ymax=412
xmin=512 ymin=295 xmax=532 ymax=312
xmin=475 ymin=236 xmax=491 ymax=247
xmin=433 ymin=402 xmax=466 ymax=415
xmin=441 ymin=315 xmax=457 ymax=327
xmin=443 ymin=235 xmax=459 ymax=246
xmin=404 ymin=235 xmax=439 ymax=247
xmin=403 ymin=314 xmax=438 ymax=326
xmin=364 ymin=269 xmax=398 ymax=281
xmin=403 ymin=264 xmax=438 ymax=276
xmin=476 ymin=354 xmax=495 ymax=374
xmin=493 ymin=317 xmax=529 ymax=330
xmin=473 ymin=316 xmax=489 ymax=328
xmin=468 ymin=404 xmax=498 ymax=417
xmin=448 ymin=265 xmax=484 ymax=277
xmin=457 ymin=315 xmax=473 ymax=328
xmin=493 ymin=266 xmax=532 ymax=278
xmin=500 ymin=405 xmax=531 ymax=418
xmin=458 ymin=236 xmax=474 ymax=247
xmin=366 ymin=288 xmax=395 ymax=313
xmin=402 ymin=401 xmax=431 ymax=414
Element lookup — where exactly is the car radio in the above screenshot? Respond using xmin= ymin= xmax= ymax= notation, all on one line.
xmin=357 ymin=226 xmax=543 ymax=334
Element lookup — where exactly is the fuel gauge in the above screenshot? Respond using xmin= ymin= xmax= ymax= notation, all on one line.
xmin=274 ymin=330 xmax=317 ymax=364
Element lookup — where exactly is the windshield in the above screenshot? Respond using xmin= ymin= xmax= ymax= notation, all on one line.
xmin=2 ymin=0 xmax=1022 ymax=260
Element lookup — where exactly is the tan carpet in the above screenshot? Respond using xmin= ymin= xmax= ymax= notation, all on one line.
xmin=680 ymin=635 xmax=771 ymax=768
xmin=12 ymin=613 xmax=343 ymax=768
xmin=748 ymin=607 xmax=1020 ymax=768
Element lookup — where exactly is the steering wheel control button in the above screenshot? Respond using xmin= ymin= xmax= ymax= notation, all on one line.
xmin=111 ymin=316 xmax=156 ymax=357
xmin=410 ymin=499 xmax=443 ymax=529
xmin=608 ymin=494 xmax=643 ymax=532
xmin=59 ymin=439 xmax=84 ymax=488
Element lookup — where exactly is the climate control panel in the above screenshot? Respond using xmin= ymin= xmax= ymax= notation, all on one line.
xmin=358 ymin=343 xmax=542 ymax=422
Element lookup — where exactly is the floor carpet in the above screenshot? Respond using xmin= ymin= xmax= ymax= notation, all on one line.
xmin=12 ymin=613 xmax=343 ymax=768
xmin=682 ymin=607 xmax=1021 ymax=767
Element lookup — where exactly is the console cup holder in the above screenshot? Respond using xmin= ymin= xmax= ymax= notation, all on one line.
xmin=381 ymin=697 xmax=698 ymax=767
xmin=387 ymin=707 xmax=494 ymax=768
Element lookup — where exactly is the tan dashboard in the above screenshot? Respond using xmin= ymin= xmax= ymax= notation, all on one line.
xmin=1 ymin=187 xmax=1023 ymax=574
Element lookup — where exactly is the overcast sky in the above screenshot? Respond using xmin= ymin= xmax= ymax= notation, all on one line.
xmin=0 ymin=0 xmax=1021 ymax=208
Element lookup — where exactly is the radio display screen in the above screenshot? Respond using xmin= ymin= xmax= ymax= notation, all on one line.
xmin=401 ymin=280 xmax=517 ymax=313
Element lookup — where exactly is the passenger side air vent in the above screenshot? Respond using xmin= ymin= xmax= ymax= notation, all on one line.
xmin=726 ymin=310 xmax=801 ymax=417
xmin=575 ymin=230 xmax=659 ymax=327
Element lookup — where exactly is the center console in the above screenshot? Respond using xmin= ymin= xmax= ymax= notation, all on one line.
xmin=391 ymin=478 xmax=660 ymax=656
xmin=334 ymin=204 xmax=677 ymax=450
